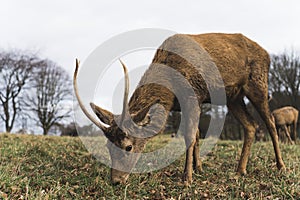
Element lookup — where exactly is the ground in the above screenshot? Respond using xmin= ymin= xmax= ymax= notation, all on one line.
xmin=0 ymin=133 xmax=299 ymax=199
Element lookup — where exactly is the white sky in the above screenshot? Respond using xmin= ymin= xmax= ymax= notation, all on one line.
xmin=1 ymin=0 xmax=300 ymax=74
xmin=1 ymin=0 xmax=300 ymax=120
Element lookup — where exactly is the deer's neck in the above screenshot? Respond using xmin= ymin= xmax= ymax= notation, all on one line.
xmin=128 ymin=83 xmax=175 ymax=123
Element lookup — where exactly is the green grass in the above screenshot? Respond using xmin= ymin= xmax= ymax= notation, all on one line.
xmin=0 ymin=133 xmax=299 ymax=199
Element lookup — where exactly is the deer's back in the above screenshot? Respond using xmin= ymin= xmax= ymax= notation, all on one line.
xmin=129 ymin=33 xmax=270 ymax=113
xmin=152 ymin=33 xmax=269 ymax=100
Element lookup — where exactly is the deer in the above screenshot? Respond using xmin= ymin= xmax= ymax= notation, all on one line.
xmin=74 ymin=33 xmax=286 ymax=185
xmin=272 ymin=106 xmax=298 ymax=144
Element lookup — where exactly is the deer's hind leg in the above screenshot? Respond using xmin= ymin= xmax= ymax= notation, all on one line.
xmin=245 ymin=85 xmax=286 ymax=171
xmin=227 ymin=97 xmax=258 ymax=175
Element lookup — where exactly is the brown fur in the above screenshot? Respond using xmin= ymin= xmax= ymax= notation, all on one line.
xmin=272 ymin=106 xmax=298 ymax=144
xmin=74 ymin=33 xmax=286 ymax=185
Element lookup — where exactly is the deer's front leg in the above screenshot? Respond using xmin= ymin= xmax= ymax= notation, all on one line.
xmin=283 ymin=125 xmax=294 ymax=145
xmin=193 ymin=129 xmax=202 ymax=173
xmin=182 ymin=96 xmax=200 ymax=186
xmin=183 ymin=138 xmax=196 ymax=185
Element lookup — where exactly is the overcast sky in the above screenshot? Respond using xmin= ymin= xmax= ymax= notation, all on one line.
xmin=1 ymin=0 xmax=300 ymax=117
xmin=1 ymin=0 xmax=300 ymax=74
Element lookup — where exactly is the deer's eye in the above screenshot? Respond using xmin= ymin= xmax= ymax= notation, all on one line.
xmin=125 ymin=145 xmax=132 ymax=152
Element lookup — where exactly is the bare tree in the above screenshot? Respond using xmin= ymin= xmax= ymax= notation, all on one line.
xmin=269 ymin=50 xmax=300 ymax=107
xmin=0 ymin=50 xmax=41 ymax=132
xmin=24 ymin=60 xmax=72 ymax=135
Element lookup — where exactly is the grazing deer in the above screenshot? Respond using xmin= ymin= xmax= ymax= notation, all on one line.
xmin=272 ymin=106 xmax=298 ymax=144
xmin=74 ymin=33 xmax=286 ymax=185
xmin=255 ymin=128 xmax=266 ymax=142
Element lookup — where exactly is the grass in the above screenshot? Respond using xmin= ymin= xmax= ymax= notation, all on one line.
xmin=0 ymin=133 xmax=299 ymax=199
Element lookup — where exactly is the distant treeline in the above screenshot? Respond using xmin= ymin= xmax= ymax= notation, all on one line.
xmin=0 ymin=49 xmax=299 ymax=139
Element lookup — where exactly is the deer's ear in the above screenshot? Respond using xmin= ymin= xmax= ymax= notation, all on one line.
xmin=90 ymin=103 xmax=115 ymax=126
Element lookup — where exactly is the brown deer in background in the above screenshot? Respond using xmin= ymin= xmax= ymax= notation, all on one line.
xmin=74 ymin=33 xmax=286 ymax=185
xmin=272 ymin=106 xmax=298 ymax=144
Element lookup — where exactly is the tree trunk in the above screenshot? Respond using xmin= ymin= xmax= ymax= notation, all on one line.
xmin=43 ymin=127 xmax=49 ymax=135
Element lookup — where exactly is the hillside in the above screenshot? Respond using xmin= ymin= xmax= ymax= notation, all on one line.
xmin=0 ymin=133 xmax=299 ymax=199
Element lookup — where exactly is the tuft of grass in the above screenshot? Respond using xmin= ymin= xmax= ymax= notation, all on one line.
xmin=0 ymin=133 xmax=299 ymax=199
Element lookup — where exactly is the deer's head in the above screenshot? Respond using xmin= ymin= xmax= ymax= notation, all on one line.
xmin=73 ymin=59 xmax=167 ymax=184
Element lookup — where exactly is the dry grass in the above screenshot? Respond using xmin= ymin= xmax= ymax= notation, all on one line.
xmin=0 ymin=133 xmax=299 ymax=199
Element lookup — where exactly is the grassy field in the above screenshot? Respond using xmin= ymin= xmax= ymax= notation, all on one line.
xmin=0 ymin=133 xmax=299 ymax=199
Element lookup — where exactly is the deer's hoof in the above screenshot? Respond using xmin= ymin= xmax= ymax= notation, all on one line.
xmin=237 ymin=168 xmax=247 ymax=176
xmin=277 ymin=162 xmax=286 ymax=172
xmin=193 ymin=165 xmax=203 ymax=174
xmin=182 ymin=174 xmax=193 ymax=186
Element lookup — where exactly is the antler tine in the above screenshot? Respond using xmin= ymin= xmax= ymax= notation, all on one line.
xmin=119 ymin=59 xmax=129 ymax=124
xmin=73 ymin=59 xmax=107 ymax=131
